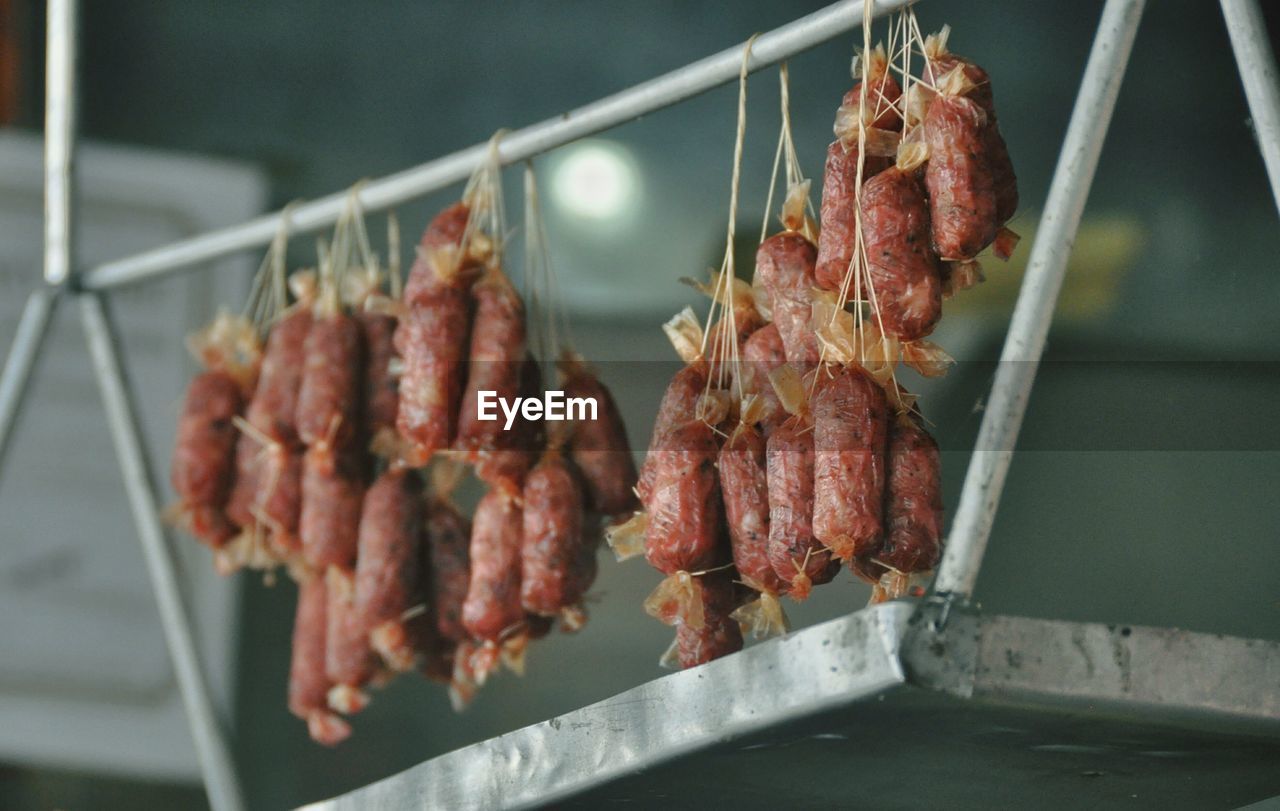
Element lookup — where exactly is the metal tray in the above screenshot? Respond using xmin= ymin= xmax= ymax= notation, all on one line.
xmin=301 ymin=602 xmax=1280 ymax=810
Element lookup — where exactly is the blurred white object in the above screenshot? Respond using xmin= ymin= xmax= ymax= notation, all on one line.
xmin=0 ymin=131 xmax=265 ymax=779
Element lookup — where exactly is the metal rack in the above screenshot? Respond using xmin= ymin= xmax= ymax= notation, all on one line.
xmin=2 ymin=0 xmax=1278 ymax=809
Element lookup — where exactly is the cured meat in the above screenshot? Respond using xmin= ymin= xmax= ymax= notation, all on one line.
xmin=924 ymin=42 xmax=1018 ymax=224
xmin=404 ymin=202 xmax=475 ymax=305
xmin=246 ymin=307 xmax=311 ymax=446
xmin=643 ymin=420 xmax=723 ymax=576
xmin=719 ymin=423 xmax=785 ymax=595
xmin=924 ymin=94 xmax=997 ymax=261
xmin=520 ymin=454 xmax=589 ymax=616
xmin=860 ymin=167 xmax=943 ymax=342
xmin=766 ymin=420 xmax=839 ymax=599
xmin=461 ymin=489 xmax=524 ymax=642
xmin=258 ymin=449 xmax=304 ymax=559
xmin=325 ymin=568 xmax=376 ymax=714
xmin=170 ymin=370 xmax=242 ymax=547
xmin=562 ymin=362 xmax=637 ymax=515
xmin=668 ymin=570 xmax=743 ymax=669
xmin=812 ymin=365 xmax=890 ymax=562
xmin=426 ymin=496 xmax=472 ymax=644
xmin=299 ymin=449 xmax=365 ymax=572
xmin=754 ymin=233 xmax=820 ymax=364
xmin=815 ymin=141 xmax=892 ymax=295
xmin=360 ymin=310 xmax=400 ymax=450
xmin=455 ymin=269 xmax=526 ymax=459
xmin=395 ymin=290 xmax=471 ymax=465
xmin=740 ymin=323 xmax=788 ymax=430
xmin=472 ymin=352 xmax=539 ymax=495
xmin=288 ymin=575 xmax=350 ymax=745
xmin=879 ymin=415 xmax=943 ymax=573
xmin=353 ymin=469 xmax=424 ymax=670
xmin=637 ymin=362 xmax=708 ymax=506
xmin=224 ymin=433 xmax=261 ymax=529
xmin=296 ymin=312 xmax=364 ymax=467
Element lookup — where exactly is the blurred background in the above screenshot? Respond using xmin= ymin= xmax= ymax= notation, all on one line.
xmin=1 ymin=0 xmax=1278 ymax=808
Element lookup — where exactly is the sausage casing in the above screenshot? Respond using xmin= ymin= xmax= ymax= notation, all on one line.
xmin=455 ymin=271 xmax=526 ymax=456
xmin=425 ymin=497 xmax=472 ymax=643
xmin=879 ymin=415 xmax=943 ymax=573
xmin=754 ymin=233 xmax=820 ymax=364
xmin=296 ymin=313 xmax=365 ymax=462
xmin=299 ymin=450 xmax=365 ymax=571
xmin=461 ymin=489 xmax=524 ymax=642
xmin=719 ymin=424 xmax=785 ymax=594
xmin=353 ymin=469 xmax=423 ymax=634
xmin=644 ymin=421 xmax=723 ymax=575
xmin=766 ymin=420 xmax=838 ymax=598
xmin=564 ymin=367 xmax=637 ymax=516
xmin=861 ymin=167 xmax=942 ymax=342
xmin=673 ymin=570 xmax=743 ymax=669
xmin=170 ymin=370 xmax=242 ymax=546
xmin=924 ymin=95 xmax=996 ymax=261
xmin=815 ymin=141 xmax=892 ymax=295
xmin=246 ymin=308 xmax=311 ymax=446
xmin=395 ymin=290 xmax=471 ymax=464
xmin=520 ymin=454 xmax=589 ymax=615
xmin=812 ymin=365 xmax=889 ymax=561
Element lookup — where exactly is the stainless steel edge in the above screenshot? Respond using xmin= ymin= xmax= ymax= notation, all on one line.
xmin=301 ymin=602 xmax=915 ymax=811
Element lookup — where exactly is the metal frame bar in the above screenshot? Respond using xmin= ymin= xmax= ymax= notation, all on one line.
xmin=79 ymin=0 xmax=914 ymax=292
xmin=80 ymin=293 xmax=245 ymax=811
xmin=930 ymin=0 xmax=1147 ymax=601
xmin=1221 ymin=0 xmax=1280 ymax=217
xmin=0 ymin=289 xmax=59 ymax=474
xmin=43 ymin=0 xmax=77 ymax=286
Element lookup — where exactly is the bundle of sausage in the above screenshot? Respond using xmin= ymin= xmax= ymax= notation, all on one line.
xmin=612 ymin=20 xmax=1012 ymax=670
xmin=170 ymin=179 xmax=637 ymax=742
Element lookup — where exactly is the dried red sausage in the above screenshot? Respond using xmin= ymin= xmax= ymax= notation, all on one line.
xmin=170 ymin=370 xmax=242 ymax=547
xmin=924 ymin=94 xmax=996 ymax=261
xmin=461 ymin=489 xmax=523 ymax=642
xmin=879 ymin=415 xmax=943 ymax=573
xmin=296 ymin=312 xmax=364 ymax=465
xmin=455 ymin=270 xmax=526 ymax=457
xmin=299 ymin=449 xmax=365 ymax=572
xmin=815 ymin=141 xmax=892 ymax=295
xmin=404 ymin=202 xmax=473 ymax=305
xmin=562 ymin=364 xmax=637 ymax=516
xmin=425 ymin=496 xmax=472 ymax=644
xmin=354 ymin=469 xmax=424 ymax=666
xmin=395 ymin=290 xmax=471 ymax=465
xmin=860 ymin=167 xmax=943 ymax=342
xmin=637 ymin=362 xmax=708 ymax=506
xmin=718 ymin=424 xmax=785 ymax=595
xmin=520 ymin=454 xmax=589 ymax=616
xmin=670 ymin=570 xmax=743 ymax=669
xmin=224 ymin=433 xmax=261 ymax=529
xmin=288 ymin=575 xmax=350 ymax=745
xmin=766 ymin=420 xmax=839 ymax=599
xmin=246 ymin=308 xmax=311 ymax=446
xmin=740 ymin=324 xmax=787 ymax=430
xmin=643 ymin=421 xmax=723 ymax=575
xmin=472 ymin=352 xmax=539 ymax=495
xmin=360 ymin=310 xmax=399 ymax=448
xmin=754 ymin=233 xmax=820 ymax=365
xmin=812 ymin=365 xmax=889 ymax=562
xmin=325 ymin=568 xmax=376 ymax=712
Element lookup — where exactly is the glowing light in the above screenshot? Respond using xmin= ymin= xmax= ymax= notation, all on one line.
xmin=550 ymin=141 xmax=638 ymax=220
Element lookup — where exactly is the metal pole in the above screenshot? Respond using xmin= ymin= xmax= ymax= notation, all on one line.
xmin=44 ymin=0 xmax=78 ymax=286
xmin=931 ymin=0 xmax=1147 ymax=601
xmin=80 ymin=0 xmax=912 ymax=292
xmin=1221 ymin=0 xmax=1280 ymax=217
xmin=80 ymin=293 xmax=245 ymax=811
xmin=0 ymin=289 xmax=60 ymax=475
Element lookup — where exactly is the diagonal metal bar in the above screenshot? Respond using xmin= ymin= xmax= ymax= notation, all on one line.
xmin=0 ymin=288 xmax=60 ymax=477
xmin=79 ymin=292 xmax=245 ymax=811
xmin=79 ymin=0 xmax=913 ymax=292
xmin=931 ymin=0 xmax=1147 ymax=601
xmin=1220 ymin=0 xmax=1280 ymax=217
xmin=44 ymin=0 xmax=78 ymax=285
